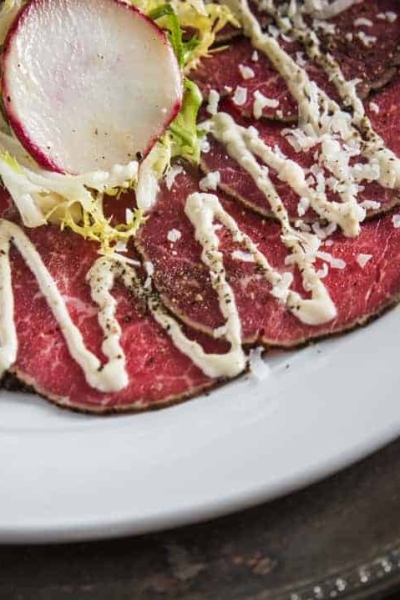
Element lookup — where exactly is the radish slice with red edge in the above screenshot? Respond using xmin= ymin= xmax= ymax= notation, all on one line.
xmin=2 ymin=0 xmax=182 ymax=174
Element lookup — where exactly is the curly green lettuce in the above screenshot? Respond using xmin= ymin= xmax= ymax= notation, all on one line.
xmin=0 ymin=0 xmax=238 ymax=253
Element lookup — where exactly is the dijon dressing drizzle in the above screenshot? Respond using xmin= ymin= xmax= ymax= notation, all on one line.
xmin=0 ymin=218 xmax=245 ymax=390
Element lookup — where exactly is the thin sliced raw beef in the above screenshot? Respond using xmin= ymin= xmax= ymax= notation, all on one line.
xmin=316 ymin=0 xmax=400 ymax=92
xmin=200 ymin=75 xmax=400 ymax=223
xmin=1 ymin=200 xmax=226 ymax=413
xmin=192 ymin=37 xmax=337 ymax=121
xmin=192 ymin=0 xmax=400 ymax=121
xmin=136 ymin=168 xmax=400 ymax=347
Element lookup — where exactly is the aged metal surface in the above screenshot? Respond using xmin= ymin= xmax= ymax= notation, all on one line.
xmin=2 ymin=438 xmax=400 ymax=599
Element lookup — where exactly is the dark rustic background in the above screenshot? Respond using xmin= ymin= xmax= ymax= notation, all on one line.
xmin=3 ymin=438 xmax=400 ymax=599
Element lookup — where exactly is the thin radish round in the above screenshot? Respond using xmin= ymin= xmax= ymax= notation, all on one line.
xmin=2 ymin=0 xmax=182 ymax=174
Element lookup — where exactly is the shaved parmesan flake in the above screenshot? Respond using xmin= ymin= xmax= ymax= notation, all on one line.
xmin=297 ymin=196 xmax=310 ymax=217
xmin=368 ymin=101 xmax=380 ymax=115
xmin=231 ymin=250 xmax=255 ymax=262
xmin=392 ymin=215 xmax=400 ymax=228
xmin=360 ymin=199 xmax=381 ymax=211
xmin=201 ymin=138 xmax=211 ymax=154
xmin=316 ymin=263 xmax=329 ymax=278
xmin=125 ymin=208 xmax=134 ymax=224
xmin=312 ymin=222 xmax=337 ymax=240
xmin=354 ymin=17 xmax=373 ymax=27
xmin=144 ymin=260 xmax=154 ymax=289
xmin=312 ymin=19 xmax=336 ymax=34
xmin=199 ymin=171 xmax=221 ymax=191
xmin=377 ymin=11 xmax=397 ymax=22
xmin=317 ymin=251 xmax=346 ymax=269
xmin=165 ymin=165 xmax=183 ymax=190
xmin=356 ymin=31 xmax=376 ymax=47
xmin=295 ymin=51 xmax=307 ymax=67
xmin=167 ymin=228 xmax=182 ymax=243
xmin=207 ymin=89 xmax=220 ymax=116
xmin=357 ymin=253 xmax=372 ymax=268
xmin=114 ymin=240 xmax=127 ymax=253
xmin=251 ymin=50 xmax=259 ymax=62
xmin=238 ymin=64 xmax=255 ymax=79
xmin=232 ymin=86 xmax=248 ymax=106
xmin=253 ymin=90 xmax=279 ymax=119
xmin=248 ymin=347 xmax=270 ymax=381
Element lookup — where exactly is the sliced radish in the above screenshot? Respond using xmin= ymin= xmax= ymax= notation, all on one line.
xmin=2 ymin=0 xmax=182 ymax=174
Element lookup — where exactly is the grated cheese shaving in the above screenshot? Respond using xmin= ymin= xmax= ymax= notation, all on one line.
xmin=232 ymin=86 xmax=248 ymax=106
xmin=239 ymin=64 xmax=255 ymax=79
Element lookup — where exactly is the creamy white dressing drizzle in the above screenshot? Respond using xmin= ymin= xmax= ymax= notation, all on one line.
xmin=0 ymin=220 xmax=127 ymax=392
xmin=0 ymin=218 xmax=245 ymax=390
xmin=212 ymin=111 xmax=362 ymax=235
xmin=222 ymin=0 xmax=400 ymax=242
xmin=205 ymin=117 xmax=336 ymax=324
xmin=249 ymin=0 xmax=400 ymax=191
xmin=302 ymin=0 xmax=362 ymax=19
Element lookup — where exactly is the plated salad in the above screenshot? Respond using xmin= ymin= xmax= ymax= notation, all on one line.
xmin=0 ymin=0 xmax=399 ymax=413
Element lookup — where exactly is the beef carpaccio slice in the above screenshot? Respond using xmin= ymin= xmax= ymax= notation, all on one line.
xmin=192 ymin=0 xmax=400 ymax=121
xmin=136 ymin=169 xmax=400 ymax=347
xmin=199 ymin=73 xmax=400 ymax=223
xmin=2 ymin=206 xmax=225 ymax=413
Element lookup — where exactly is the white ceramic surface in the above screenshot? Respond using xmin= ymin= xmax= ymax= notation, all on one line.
xmin=1 ymin=304 xmax=399 ymax=543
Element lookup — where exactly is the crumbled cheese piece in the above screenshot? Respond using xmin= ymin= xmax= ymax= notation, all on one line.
xmin=125 ymin=208 xmax=134 ymax=224
xmin=251 ymin=50 xmax=259 ymax=62
xmin=114 ymin=240 xmax=127 ymax=253
xmin=357 ymin=253 xmax=372 ymax=268
xmin=317 ymin=251 xmax=346 ymax=269
xmin=345 ymin=32 xmax=353 ymax=42
xmin=144 ymin=261 xmax=154 ymax=289
xmin=312 ymin=221 xmax=337 ymax=240
xmin=165 ymin=165 xmax=183 ymax=190
xmin=201 ymin=138 xmax=210 ymax=154
xmin=354 ymin=17 xmax=373 ymax=27
xmin=316 ymin=263 xmax=329 ymax=278
xmin=239 ymin=64 xmax=255 ymax=80
xmin=313 ymin=19 xmax=336 ymax=34
xmin=271 ymin=272 xmax=293 ymax=301
xmin=232 ymin=86 xmax=248 ymax=106
xmin=167 ymin=228 xmax=182 ymax=243
xmin=207 ymin=89 xmax=220 ymax=116
xmin=377 ymin=11 xmax=397 ymax=22
xmin=267 ymin=24 xmax=279 ymax=38
xmin=368 ymin=101 xmax=380 ymax=115
xmin=231 ymin=250 xmax=255 ymax=262
xmin=392 ymin=214 xmax=400 ymax=228
xmin=281 ymin=32 xmax=293 ymax=43
xmin=360 ymin=199 xmax=381 ymax=211
xmin=253 ymin=90 xmax=279 ymax=119
xmin=223 ymin=85 xmax=233 ymax=94
xmin=297 ymin=196 xmax=310 ymax=217
xmin=356 ymin=31 xmax=377 ymax=47
xmin=296 ymin=51 xmax=307 ymax=67
xmin=295 ymin=219 xmax=311 ymax=233
xmin=248 ymin=347 xmax=270 ymax=381
xmin=199 ymin=171 xmax=221 ymax=191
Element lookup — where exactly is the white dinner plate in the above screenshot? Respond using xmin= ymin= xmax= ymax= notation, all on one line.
xmin=1 ymin=303 xmax=400 ymax=544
